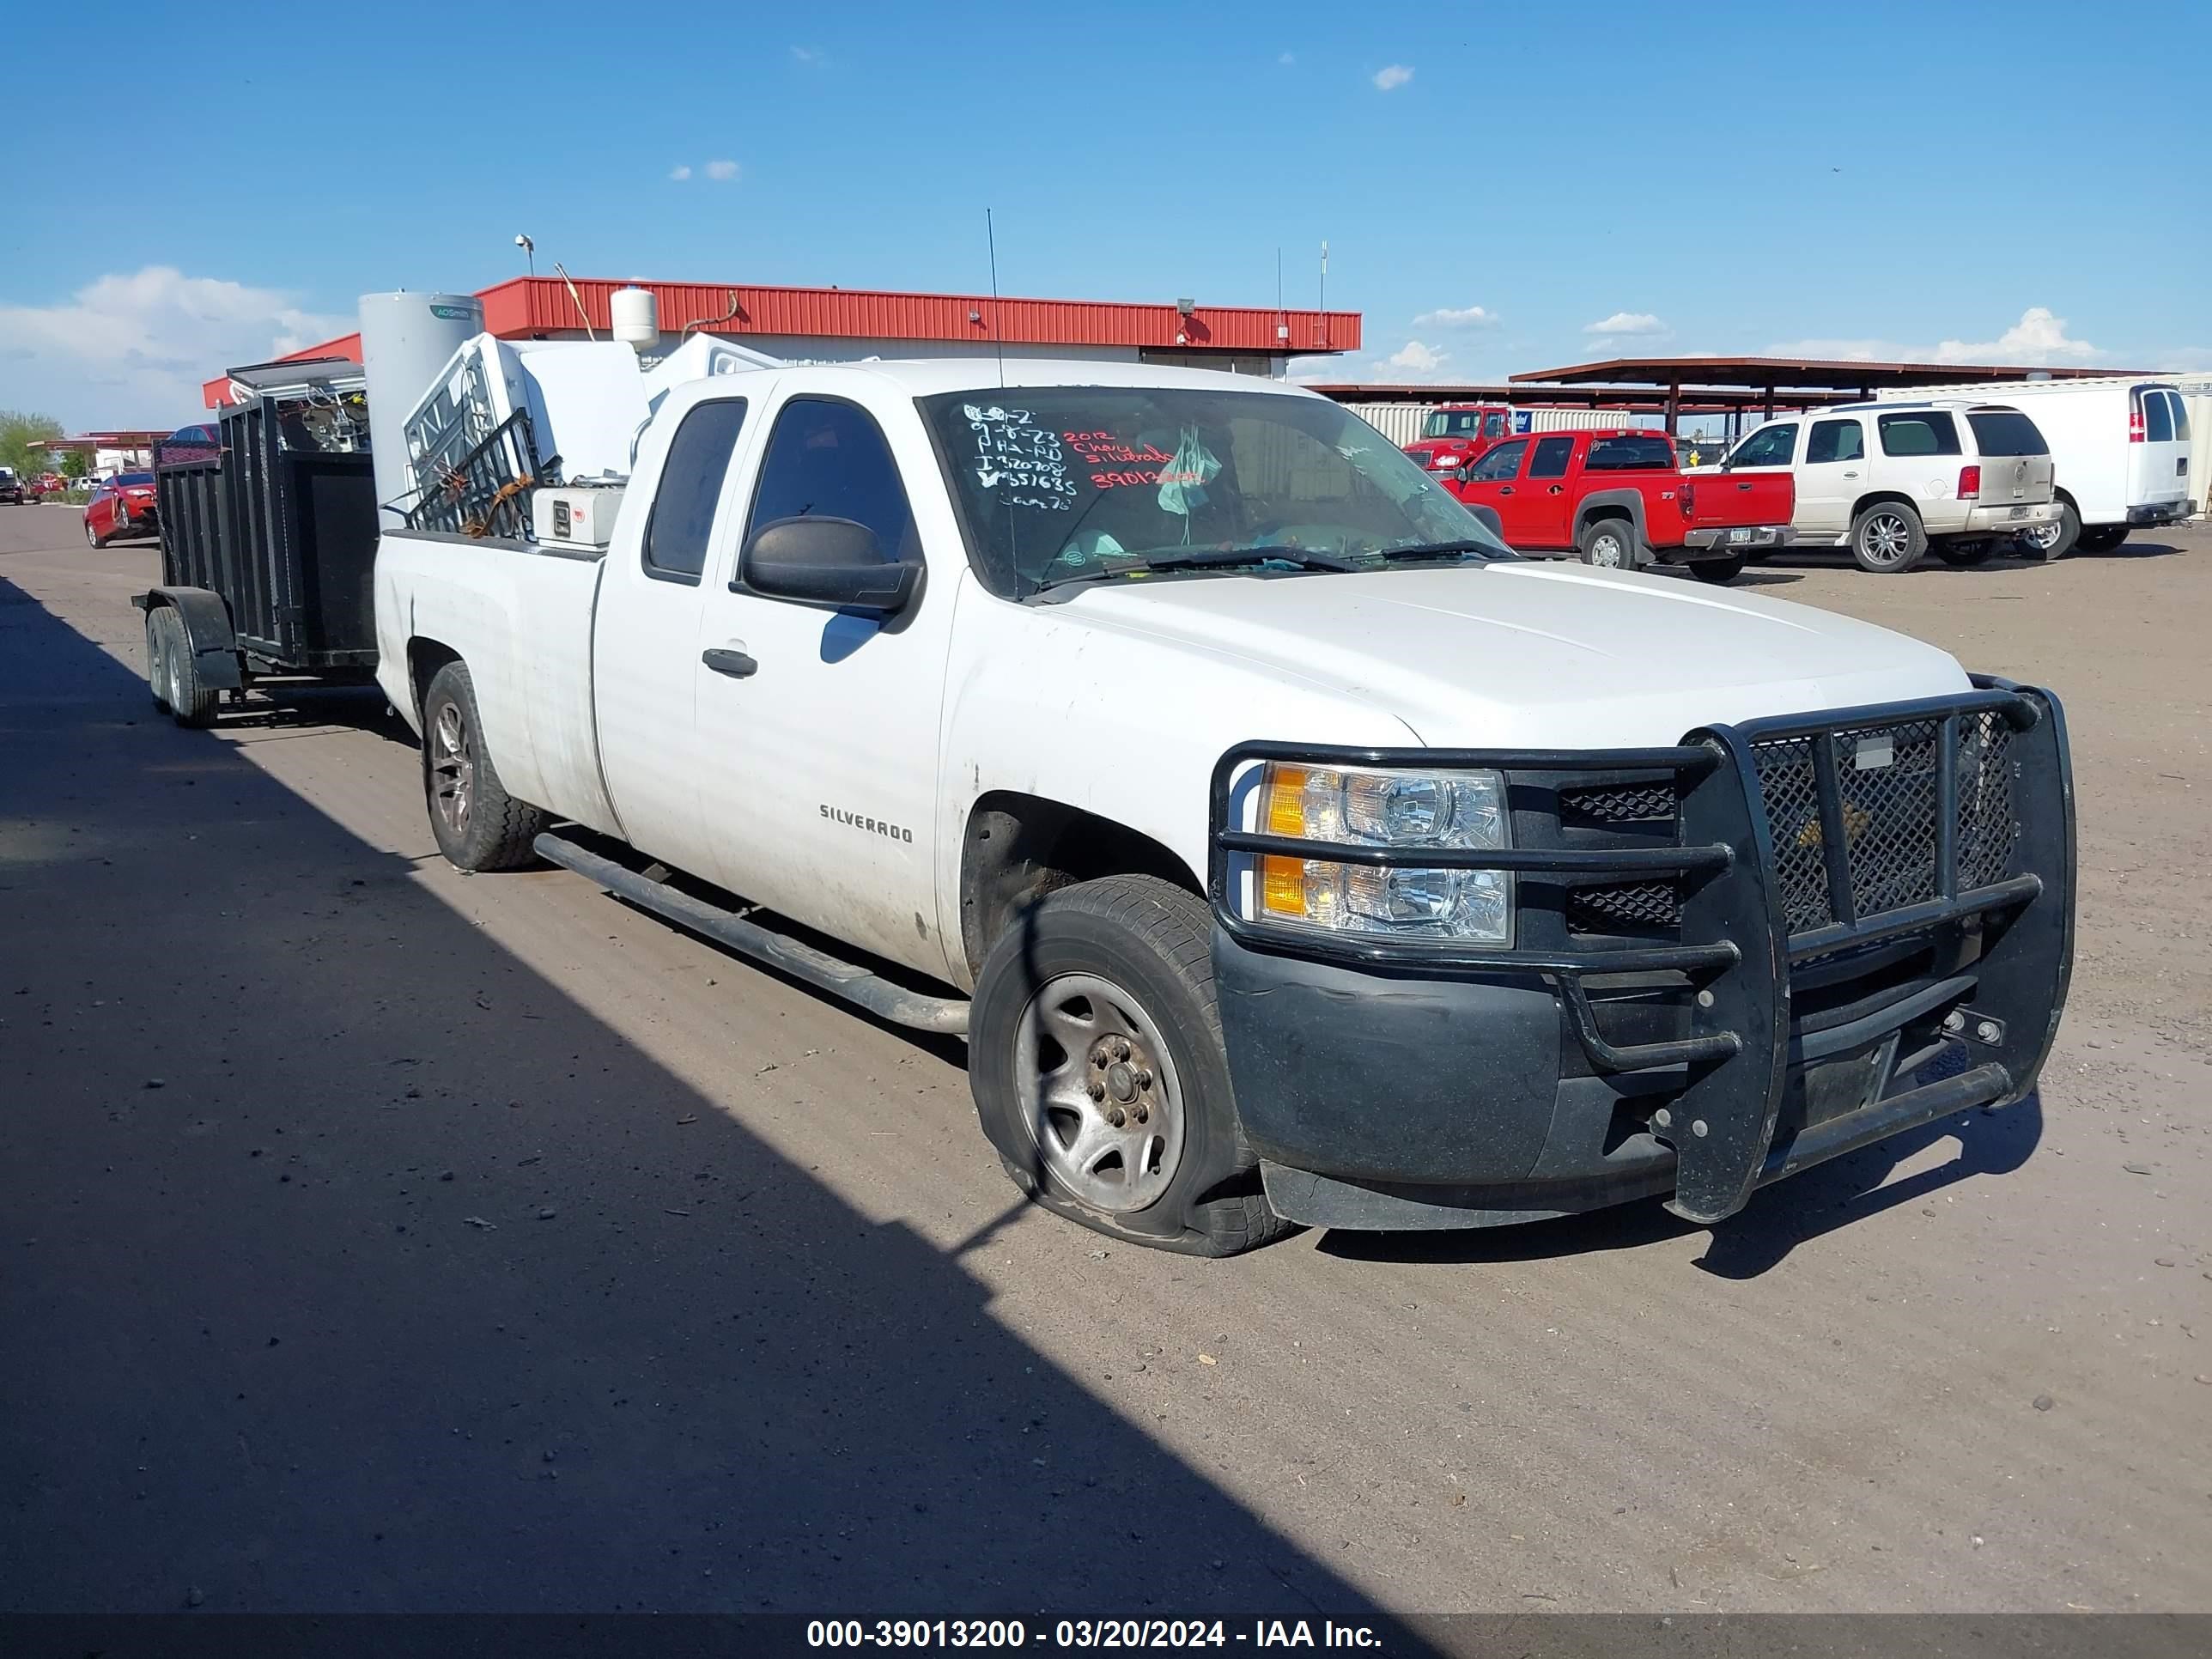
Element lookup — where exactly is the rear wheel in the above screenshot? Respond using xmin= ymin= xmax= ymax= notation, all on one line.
xmin=1577 ymin=517 xmax=1636 ymax=569
xmin=969 ymin=874 xmax=1293 ymax=1256
xmin=2075 ymin=525 xmax=2129 ymax=554
xmin=2020 ymin=500 xmax=2080 ymax=561
xmin=1850 ymin=501 xmax=1926 ymax=574
xmin=1687 ymin=556 xmax=1746 ymax=584
xmin=420 ymin=660 xmax=550 ymax=872
xmin=155 ymin=608 xmax=218 ymax=727
xmin=1936 ymin=540 xmax=1992 ymax=567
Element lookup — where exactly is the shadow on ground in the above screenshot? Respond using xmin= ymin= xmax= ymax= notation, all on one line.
xmin=0 ymin=577 xmax=1413 ymax=1627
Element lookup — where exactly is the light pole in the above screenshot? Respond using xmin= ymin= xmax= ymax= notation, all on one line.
xmin=515 ymin=233 xmax=536 ymax=277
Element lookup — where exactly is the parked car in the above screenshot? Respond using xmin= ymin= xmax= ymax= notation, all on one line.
xmin=33 ymin=471 xmax=68 ymax=498
xmin=137 ymin=356 xmax=2057 ymax=1256
xmin=0 ymin=467 xmax=26 ymax=505
xmin=1873 ymin=378 xmax=2193 ymax=558
xmin=82 ymin=471 xmax=159 ymax=546
xmin=1452 ymin=428 xmax=1793 ymax=582
xmin=1401 ymin=403 xmax=1515 ymax=476
xmin=1706 ymin=400 xmax=2059 ymax=574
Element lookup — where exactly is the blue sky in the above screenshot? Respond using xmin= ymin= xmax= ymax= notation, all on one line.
xmin=3 ymin=0 xmax=2206 ymax=428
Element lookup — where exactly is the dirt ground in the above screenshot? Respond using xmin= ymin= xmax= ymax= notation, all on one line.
xmin=1 ymin=503 xmax=2205 ymax=1622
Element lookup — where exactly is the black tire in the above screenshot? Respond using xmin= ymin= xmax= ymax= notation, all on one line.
xmin=2020 ymin=499 xmax=2079 ymax=562
xmin=1687 ymin=556 xmax=1746 ymax=584
xmin=84 ymin=518 xmax=104 ymax=550
xmin=1936 ymin=541 xmax=1992 ymax=567
xmin=420 ymin=660 xmax=550 ymax=872
xmin=969 ymin=874 xmax=1295 ymax=1257
xmin=2075 ymin=525 xmax=2129 ymax=554
xmin=157 ymin=608 xmax=219 ymax=728
xmin=1576 ymin=516 xmax=1637 ymax=570
xmin=144 ymin=608 xmax=173 ymax=714
xmin=1849 ymin=500 xmax=1927 ymax=574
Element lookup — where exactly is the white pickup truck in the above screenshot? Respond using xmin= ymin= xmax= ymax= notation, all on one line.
xmin=370 ymin=359 xmax=2075 ymax=1255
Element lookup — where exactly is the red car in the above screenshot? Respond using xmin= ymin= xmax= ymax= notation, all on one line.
xmin=83 ymin=471 xmax=159 ymax=547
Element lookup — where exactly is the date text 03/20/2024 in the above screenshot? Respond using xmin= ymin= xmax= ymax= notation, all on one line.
xmin=805 ymin=1619 xmax=1385 ymax=1650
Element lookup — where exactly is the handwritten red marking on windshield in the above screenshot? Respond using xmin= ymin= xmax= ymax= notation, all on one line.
xmin=1066 ymin=433 xmax=1175 ymax=468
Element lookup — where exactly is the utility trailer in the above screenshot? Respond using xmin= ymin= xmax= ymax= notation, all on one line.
xmin=137 ymin=362 xmax=382 ymax=726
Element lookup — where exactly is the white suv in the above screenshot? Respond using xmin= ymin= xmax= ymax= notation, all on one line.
xmin=1711 ymin=399 xmax=2060 ymax=574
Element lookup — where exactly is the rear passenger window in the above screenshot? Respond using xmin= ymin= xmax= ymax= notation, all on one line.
xmin=1877 ymin=412 xmax=1961 ymax=458
xmin=746 ymin=398 xmax=918 ymax=566
xmin=2145 ymin=392 xmax=2174 ymax=443
xmin=1527 ymin=435 xmax=1576 ymax=479
xmin=1806 ymin=419 xmax=1864 ymax=464
xmin=1584 ymin=435 xmax=1674 ymax=471
xmin=643 ymin=398 xmax=748 ymax=580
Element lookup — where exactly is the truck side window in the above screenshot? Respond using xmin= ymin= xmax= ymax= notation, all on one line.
xmin=1466 ymin=439 xmax=1528 ymax=483
xmin=1527 ymin=435 xmax=1576 ymax=479
xmin=1876 ymin=413 xmax=1961 ymax=457
xmin=1729 ymin=423 xmax=1797 ymax=468
xmin=1806 ymin=419 xmax=1864 ymax=464
xmin=747 ymin=398 xmax=917 ymax=567
xmin=643 ymin=398 xmax=748 ymax=580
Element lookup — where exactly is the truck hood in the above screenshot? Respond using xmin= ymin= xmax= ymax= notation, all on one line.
xmin=1060 ymin=562 xmax=1972 ymax=748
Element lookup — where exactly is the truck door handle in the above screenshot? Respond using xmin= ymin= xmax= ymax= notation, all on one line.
xmin=1498 ymin=485 xmax=1515 ymax=495
xmin=1547 ymin=485 xmax=1564 ymax=495
xmin=1736 ymin=482 xmax=1752 ymax=490
xmin=1843 ymin=470 xmax=1859 ymax=478
xmin=702 ymin=647 xmax=758 ymax=679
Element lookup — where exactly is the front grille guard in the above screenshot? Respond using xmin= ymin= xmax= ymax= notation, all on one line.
xmin=1206 ymin=676 xmax=2075 ymax=1224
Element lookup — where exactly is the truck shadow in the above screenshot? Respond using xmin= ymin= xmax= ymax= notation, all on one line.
xmin=0 ymin=575 xmax=1419 ymax=1632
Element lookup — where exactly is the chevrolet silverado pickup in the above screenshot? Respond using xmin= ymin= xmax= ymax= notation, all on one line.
xmin=342 ymin=358 xmax=2072 ymax=1255
xmin=1454 ymin=428 xmax=1794 ymax=582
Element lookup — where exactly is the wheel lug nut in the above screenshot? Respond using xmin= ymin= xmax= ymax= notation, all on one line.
xmin=1131 ymin=1104 xmax=1148 ymax=1124
xmin=1112 ymin=1038 xmax=1131 ymax=1061
xmin=1106 ymin=1107 xmax=1127 ymax=1127
xmin=1133 ymin=1067 xmax=1152 ymax=1089
xmin=1087 ymin=1081 xmax=1105 ymax=1101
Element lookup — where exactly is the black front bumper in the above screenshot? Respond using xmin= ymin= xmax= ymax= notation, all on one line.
xmin=1209 ymin=679 xmax=2075 ymax=1230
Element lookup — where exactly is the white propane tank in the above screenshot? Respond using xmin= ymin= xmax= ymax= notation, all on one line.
xmin=610 ymin=287 xmax=660 ymax=356
xmin=359 ymin=291 xmax=485 ymax=531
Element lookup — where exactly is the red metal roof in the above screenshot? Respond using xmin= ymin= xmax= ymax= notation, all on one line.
xmin=1512 ymin=356 xmax=2145 ymax=391
xmin=204 ymin=276 xmax=1358 ymax=407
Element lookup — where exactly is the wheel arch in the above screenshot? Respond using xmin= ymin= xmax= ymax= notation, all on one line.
xmin=958 ymin=792 xmax=1201 ymax=986
xmin=404 ymin=636 xmax=463 ymax=723
xmin=1850 ymin=489 xmax=1923 ymax=523
xmin=133 ymin=586 xmax=243 ymax=691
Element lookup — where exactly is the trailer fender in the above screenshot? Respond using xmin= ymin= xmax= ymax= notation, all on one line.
xmin=1573 ymin=489 xmax=1652 ymax=556
xmin=132 ymin=587 xmax=244 ymax=691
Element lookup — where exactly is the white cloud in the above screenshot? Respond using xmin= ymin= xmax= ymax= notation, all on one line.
xmin=1277 ymin=50 xmax=1296 ymax=65
xmin=1413 ymin=304 xmax=1498 ymax=330
xmin=1372 ymin=64 xmax=1413 ymax=91
xmin=1767 ymin=307 xmax=2105 ymax=367
xmin=703 ymin=159 xmax=740 ymax=182
xmin=791 ymin=44 xmax=822 ymax=63
xmin=0 ymin=265 xmax=349 ymax=429
xmin=1383 ymin=339 xmax=1449 ymax=376
xmin=669 ymin=165 xmax=692 ymax=181
xmin=1583 ymin=311 xmax=1667 ymax=337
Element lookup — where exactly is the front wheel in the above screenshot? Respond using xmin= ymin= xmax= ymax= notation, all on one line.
xmin=969 ymin=875 xmax=1293 ymax=1256
xmin=419 ymin=660 xmax=550 ymax=872
xmin=1577 ymin=518 xmax=1636 ymax=569
xmin=1687 ymin=556 xmax=1747 ymax=584
xmin=84 ymin=519 xmax=103 ymax=549
xmin=2019 ymin=500 xmax=2080 ymax=562
xmin=1850 ymin=501 xmax=1927 ymax=574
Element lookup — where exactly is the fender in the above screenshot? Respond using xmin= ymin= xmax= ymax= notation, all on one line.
xmin=1573 ymin=488 xmax=1652 ymax=556
xmin=131 ymin=586 xmax=243 ymax=690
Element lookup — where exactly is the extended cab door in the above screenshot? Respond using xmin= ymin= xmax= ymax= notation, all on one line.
xmin=687 ymin=388 xmax=957 ymax=981
xmin=1518 ymin=434 xmax=1579 ymax=547
xmin=1796 ymin=416 xmax=1866 ymax=536
xmin=1456 ymin=436 xmax=1532 ymax=542
xmin=1720 ymin=419 xmax=1801 ymax=529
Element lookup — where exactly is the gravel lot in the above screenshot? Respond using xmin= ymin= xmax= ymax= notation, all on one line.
xmin=2 ymin=503 xmax=2205 ymax=1622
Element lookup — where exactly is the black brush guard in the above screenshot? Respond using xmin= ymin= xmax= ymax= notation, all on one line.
xmin=1206 ymin=677 xmax=2074 ymax=1224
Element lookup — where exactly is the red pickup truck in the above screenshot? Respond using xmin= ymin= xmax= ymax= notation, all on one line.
xmin=1450 ymin=429 xmax=1793 ymax=583
xmin=1401 ymin=403 xmax=1515 ymax=477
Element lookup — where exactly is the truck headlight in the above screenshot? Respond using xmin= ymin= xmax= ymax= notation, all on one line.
xmin=1247 ymin=763 xmax=1512 ymax=945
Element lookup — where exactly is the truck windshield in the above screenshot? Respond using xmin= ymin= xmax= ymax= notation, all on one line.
xmin=1421 ymin=409 xmax=1498 ymax=439
xmin=921 ymin=387 xmax=1511 ymax=598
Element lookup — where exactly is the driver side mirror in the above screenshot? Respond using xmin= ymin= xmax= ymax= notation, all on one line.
xmin=740 ymin=516 xmax=920 ymax=614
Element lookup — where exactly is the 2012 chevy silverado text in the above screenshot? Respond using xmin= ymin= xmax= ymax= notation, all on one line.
xmin=371 ymin=359 xmax=2074 ymax=1255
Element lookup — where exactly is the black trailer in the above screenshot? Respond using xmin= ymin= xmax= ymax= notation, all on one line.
xmin=137 ymin=361 xmax=380 ymax=726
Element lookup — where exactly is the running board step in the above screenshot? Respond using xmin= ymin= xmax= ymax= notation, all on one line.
xmin=532 ymin=832 xmax=970 ymax=1036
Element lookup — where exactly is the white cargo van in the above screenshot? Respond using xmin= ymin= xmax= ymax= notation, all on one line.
xmin=1875 ymin=377 xmax=2193 ymax=556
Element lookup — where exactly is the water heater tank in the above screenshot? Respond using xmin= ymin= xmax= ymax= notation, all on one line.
xmin=610 ymin=286 xmax=660 ymax=355
xmin=359 ymin=290 xmax=486 ymax=531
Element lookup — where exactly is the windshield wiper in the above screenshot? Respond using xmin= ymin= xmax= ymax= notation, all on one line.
xmin=1367 ymin=539 xmax=1511 ymax=562
xmin=1032 ymin=544 xmax=1358 ymax=593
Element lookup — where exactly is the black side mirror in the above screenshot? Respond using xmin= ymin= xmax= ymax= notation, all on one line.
xmin=741 ymin=515 xmax=919 ymax=614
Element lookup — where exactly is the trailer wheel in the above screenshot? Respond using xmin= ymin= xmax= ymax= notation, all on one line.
xmin=969 ymin=874 xmax=1295 ymax=1257
xmin=420 ymin=660 xmax=549 ymax=872
xmin=144 ymin=608 xmax=173 ymax=713
xmin=1849 ymin=501 xmax=1927 ymax=573
xmin=155 ymin=608 xmax=219 ymax=728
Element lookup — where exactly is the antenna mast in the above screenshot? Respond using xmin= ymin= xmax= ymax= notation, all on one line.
xmin=986 ymin=209 xmax=1005 ymax=389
